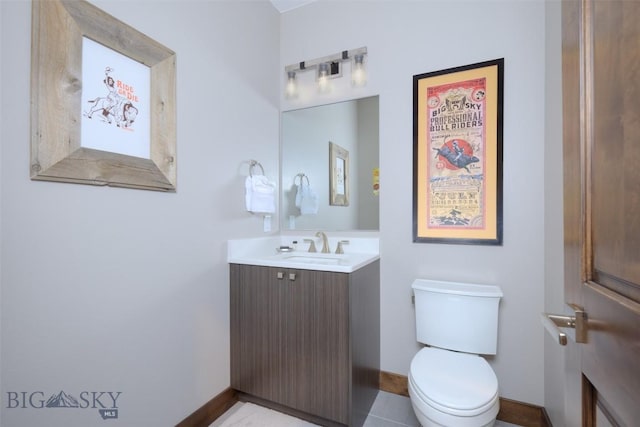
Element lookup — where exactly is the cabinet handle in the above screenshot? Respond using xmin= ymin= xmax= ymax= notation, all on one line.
xmin=277 ymin=272 xmax=284 ymax=280
xmin=288 ymin=273 xmax=296 ymax=281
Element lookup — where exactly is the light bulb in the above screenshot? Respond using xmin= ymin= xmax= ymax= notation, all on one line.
xmin=285 ymin=71 xmax=298 ymax=99
xmin=317 ymin=63 xmax=331 ymax=93
xmin=351 ymin=54 xmax=367 ymax=87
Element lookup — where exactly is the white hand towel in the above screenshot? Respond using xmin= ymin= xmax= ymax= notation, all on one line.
xmin=295 ymin=184 xmax=303 ymax=208
xmin=299 ymin=183 xmax=319 ymax=215
xmin=245 ymin=175 xmax=276 ymax=213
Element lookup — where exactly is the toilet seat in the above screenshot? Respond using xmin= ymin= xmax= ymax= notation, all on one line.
xmin=409 ymin=347 xmax=499 ymax=417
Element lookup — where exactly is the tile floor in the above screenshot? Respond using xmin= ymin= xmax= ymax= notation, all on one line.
xmin=212 ymin=391 xmax=521 ymax=427
xmin=363 ymin=391 xmax=519 ymax=427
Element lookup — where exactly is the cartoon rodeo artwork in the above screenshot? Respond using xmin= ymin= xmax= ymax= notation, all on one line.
xmin=84 ymin=67 xmax=139 ymax=130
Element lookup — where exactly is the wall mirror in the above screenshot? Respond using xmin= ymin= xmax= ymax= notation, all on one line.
xmin=280 ymin=96 xmax=379 ymax=231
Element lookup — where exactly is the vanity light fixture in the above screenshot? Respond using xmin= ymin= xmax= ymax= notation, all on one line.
xmin=284 ymin=46 xmax=367 ymax=96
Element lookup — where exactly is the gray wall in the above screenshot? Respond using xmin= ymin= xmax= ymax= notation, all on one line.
xmin=544 ymin=2 xmax=568 ymax=426
xmin=357 ymin=97 xmax=380 ymax=230
xmin=1 ymin=1 xmax=279 ymax=425
xmin=281 ymin=0 xmax=547 ymax=405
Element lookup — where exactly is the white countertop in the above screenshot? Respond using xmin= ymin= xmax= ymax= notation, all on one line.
xmin=227 ymin=236 xmax=379 ymax=273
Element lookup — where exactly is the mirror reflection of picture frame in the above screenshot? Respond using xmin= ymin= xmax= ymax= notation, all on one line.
xmin=30 ymin=0 xmax=177 ymax=192
xmin=329 ymin=142 xmax=349 ymax=206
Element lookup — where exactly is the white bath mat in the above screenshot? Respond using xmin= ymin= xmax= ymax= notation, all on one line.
xmin=216 ymin=402 xmax=319 ymax=427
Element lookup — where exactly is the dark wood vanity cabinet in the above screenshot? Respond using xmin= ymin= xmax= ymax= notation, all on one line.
xmin=230 ymin=261 xmax=380 ymax=427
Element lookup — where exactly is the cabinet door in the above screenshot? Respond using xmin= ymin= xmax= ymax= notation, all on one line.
xmin=230 ymin=264 xmax=284 ymax=403
xmin=281 ymin=269 xmax=350 ymax=424
xmin=231 ymin=265 xmax=351 ymax=424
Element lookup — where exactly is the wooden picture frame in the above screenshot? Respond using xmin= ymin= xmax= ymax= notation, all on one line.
xmin=329 ymin=142 xmax=349 ymax=206
xmin=30 ymin=0 xmax=177 ymax=192
xmin=413 ymin=59 xmax=503 ymax=245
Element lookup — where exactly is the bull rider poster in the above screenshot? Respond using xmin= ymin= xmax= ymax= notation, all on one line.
xmin=413 ymin=59 xmax=503 ymax=245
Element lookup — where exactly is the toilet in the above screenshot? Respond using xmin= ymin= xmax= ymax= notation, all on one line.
xmin=408 ymin=279 xmax=503 ymax=427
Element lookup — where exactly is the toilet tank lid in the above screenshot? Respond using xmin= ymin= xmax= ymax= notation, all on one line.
xmin=412 ymin=279 xmax=503 ymax=298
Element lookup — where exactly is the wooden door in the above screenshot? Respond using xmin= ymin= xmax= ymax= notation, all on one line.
xmin=562 ymin=1 xmax=640 ymax=426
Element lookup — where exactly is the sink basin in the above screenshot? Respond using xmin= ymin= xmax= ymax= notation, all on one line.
xmin=258 ymin=251 xmax=377 ymax=272
xmin=282 ymin=255 xmax=341 ymax=265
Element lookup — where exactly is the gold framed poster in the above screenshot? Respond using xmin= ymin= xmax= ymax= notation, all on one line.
xmin=413 ymin=59 xmax=504 ymax=245
xmin=30 ymin=0 xmax=177 ymax=192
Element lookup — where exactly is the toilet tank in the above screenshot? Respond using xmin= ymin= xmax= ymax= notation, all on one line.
xmin=412 ymin=279 xmax=503 ymax=355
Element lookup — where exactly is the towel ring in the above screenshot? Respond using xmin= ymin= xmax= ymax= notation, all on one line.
xmin=249 ymin=160 xmax=265 ymax=177
xmin=295 ymin=173 xmax=310 ymax=186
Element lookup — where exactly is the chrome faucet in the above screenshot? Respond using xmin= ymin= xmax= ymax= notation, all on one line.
xmin=315 ymin=231 xmax=330 ymax=253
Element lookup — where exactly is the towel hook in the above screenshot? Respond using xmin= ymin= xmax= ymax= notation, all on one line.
xmin=295 ymin=173 xmax=310 ymax=186
xmin=249 ymin=160 xmax=265 ymax=177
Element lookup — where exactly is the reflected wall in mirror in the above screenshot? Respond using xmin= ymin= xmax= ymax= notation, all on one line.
xmin=281 ymin=96 xmax=379 ymax=231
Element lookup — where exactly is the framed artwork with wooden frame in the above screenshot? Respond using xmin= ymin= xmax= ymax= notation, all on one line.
xmin=30 ymin=0 xmax=177 ymax=192
xmin=413 ymin=59 xmax=504 ymax=245
xmin=329 ymin=142 xmax=349 ymax=206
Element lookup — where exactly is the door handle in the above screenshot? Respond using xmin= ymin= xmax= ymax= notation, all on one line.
xmin=541 ymin=304 xmax=587 ymax=346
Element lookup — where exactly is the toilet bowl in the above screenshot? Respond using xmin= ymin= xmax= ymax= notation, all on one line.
xmin=409 ymin=279 xmax=503 ymax=427
xmin=408 ymin=347 xmax=499 ymax=427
